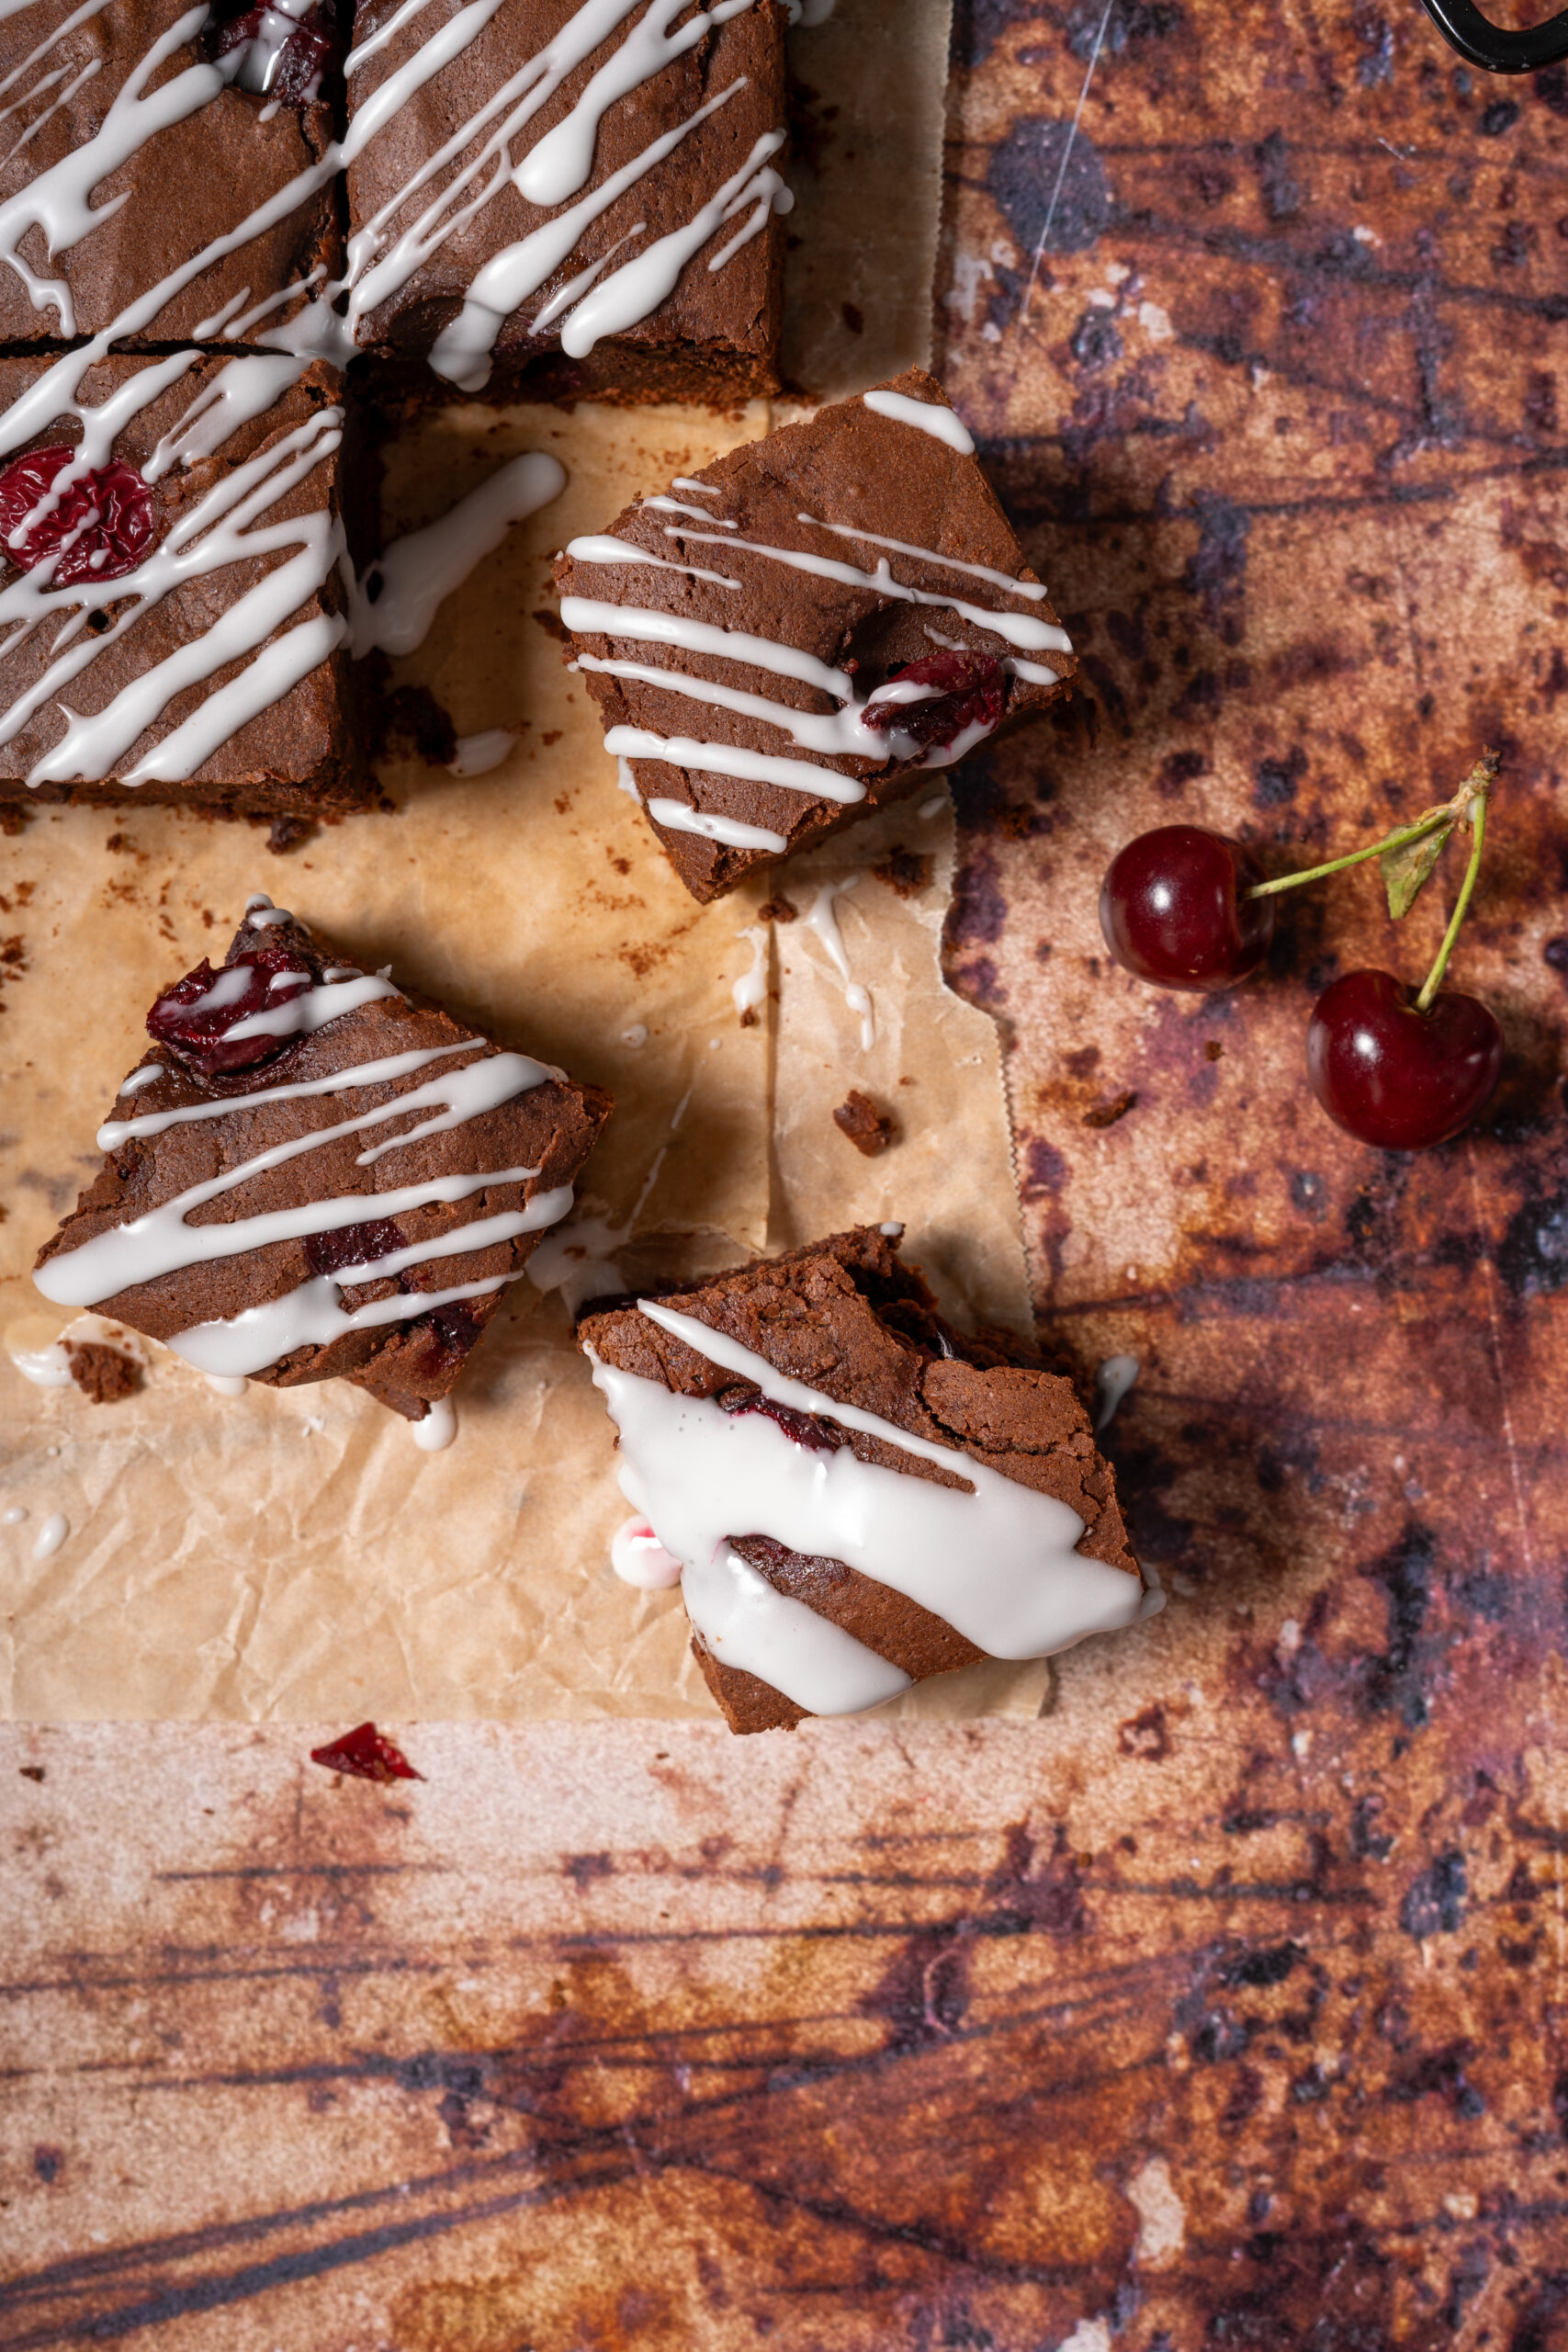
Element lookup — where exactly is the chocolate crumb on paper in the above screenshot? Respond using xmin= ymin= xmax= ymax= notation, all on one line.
xmin=1083 ymin=1090 xmax=1138 ymax=1129
xmin=833 ymin=1090 xmax=897 ymax=1156
xmin=64 ymin=1341 xmax=141 ymax=1403
xmin=872 ymin=845 xmax=933 ymax=899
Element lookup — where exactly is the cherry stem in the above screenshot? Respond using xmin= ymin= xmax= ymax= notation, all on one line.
xmin=1241 ymin=749 xmax=1498 ymax=905
xmin=1242 ymin=811 xmax=1451 ymax=901
xmin=1415 ymin=792 xmax=1486 ymax=1014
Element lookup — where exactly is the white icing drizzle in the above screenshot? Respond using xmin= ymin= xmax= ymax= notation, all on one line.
xmin=687 ymin=1543 xmax=911 ymax=1715
xmin=643 ymin=496 xmax=739 ymax=529
xmin=1095 ymin=1354 xmax=1140 ymax=1432
xmin=0 ymin=0 xmax=820 ymax=775
xmin=117 ymin=1062 xmax=165 ymax=1098
xmin=797 ymin=514 xmax=1048 ymax=603
xmin=565 ymin=481 xmax=1073 ymax=834
xmin=206 ymin=1371 xmax=249 ymax=1396
xmin=731 ymin=923 xmax=769 ymax=1020
xmin=559 ymin=596 xmax=852 ymax=698
xmin=555 ymin=130 xmax=789 ymax=360
xmin=412 ymin=1395 xmax=457 ymax=1450
xmin=590 ymin=1303 xmax=1145 ymax=1713
xmin=447 ymin=728 xmax=515 ymax=775
xmin=97 ymin=1040 xmax=465 ymax=1150
xmin=647 ymin=524 xmax=1073 ymax=655
xmin=644 ymin=797 xmax=786 ymax=854
xmin=0 ymin=3 xmax=224 ymax=335
xmin=604 ymin=726 xmax=867 ymax=807
xmin=670 ymin=477 xmax=722 ymax=496
xmin=0 ymin=356 xmax=347 ymax=789
xmin=349 ymin=453 xmax=566 ymax=658
xmin=32 ymin=1510 xmax=67 ymax=1560
xmin=803 ymin=877 xmax=873 ymax=1050
xmin=2 ymin=1504 xmax=26 ymax=1525
xmin=862 ymin=387 xmax=976 ymax=456
xmin=37 ymin=959 xmax=571 ymax=1382
xmin=565 ymin=533 xmax=739 ymax=593
xmin=610 ymin=1511 xmax=682 ymax=1589
xmin=577 ymin=655 xmax=883 ymax=764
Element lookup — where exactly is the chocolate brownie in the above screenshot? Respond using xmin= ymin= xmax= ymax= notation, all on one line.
xmin=554 ymin=368 xmax=1077 ymax=902
xmin=0 ymin=350 xmax=369 ymax=815
xmin=34 ymin=896 xmax=613 ymax=1425
xmin=580 ymin=1227 xmax=1147 ymax=1733
xmin=0 ymin=0 xmax=343 ymax=353
xmin=341 ymin=0 xmax=789 ymax=404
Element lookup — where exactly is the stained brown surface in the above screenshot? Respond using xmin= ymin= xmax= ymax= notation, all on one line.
xmin=4 ymin=1 xmax=1568 ymax=2341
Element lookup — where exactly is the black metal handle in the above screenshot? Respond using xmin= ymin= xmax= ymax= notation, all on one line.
xmin=1417 ymin=0 xmax=1568 ymax=72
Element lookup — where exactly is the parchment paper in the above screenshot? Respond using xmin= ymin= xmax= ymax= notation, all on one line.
xmin=0 ymin=0 xmax=1049 ymax=1723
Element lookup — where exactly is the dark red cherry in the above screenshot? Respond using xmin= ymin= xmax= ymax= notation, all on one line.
xmin=309 ymin=1723 xmax=423 ymax=1782
xmin=304 ymin=1219 xmax=404 ymax=1280
xmin=862 ymin=650 xmax=1005 ymax=751
xmin=1100 ymin=824 xmax=1275 ymax=991
xmin=0 ymin=446 xmax=155 ymax=589
xmin=1306 ymin=969 xmax=1503 ymax=1149
xmin=720 ymin=1388 xmax=842 ymax=1453
xmin=424 ymin=1299 xmax=486 ymax=1370
xmin=147 ymin=946 xmax=313 ymax=1078
xmin=206 ymin=0 xmax=345 ymax=105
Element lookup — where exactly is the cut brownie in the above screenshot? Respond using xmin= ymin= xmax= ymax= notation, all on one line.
xmin=0 ymin=0 xmax=343 ymax=352
xmin=0 ymin=350 xmax=368 ymax=814
xmin=554 ymin=367 xmax=1077 ymax=902
xmin=341 ymin=0 xmax=789 ymax=402
xmin=580 ymin=1226 xmax=1148 ymax=1733
xmin=34 ymin=896 xmax=612 ymax=1425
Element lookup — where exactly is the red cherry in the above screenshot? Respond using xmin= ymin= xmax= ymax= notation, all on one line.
xmin=0 ymin=445 xmax=155 ymax=589
xmin=1306 ymin=969 xmax=1503 ymax=1148
xmin=862 ymin=650 xmax=1005 ymax=751
xmin=1100 ymin=824 xmax=1275 ymax=990
xmin=147 ymin=946 xmax=313 ymax=1079
xmin=206 ymin=0 xmax=345 ymax=105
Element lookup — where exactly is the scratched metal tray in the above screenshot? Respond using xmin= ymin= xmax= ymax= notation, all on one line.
xmin=4 ymin=1 xmax=1567 ymax=2341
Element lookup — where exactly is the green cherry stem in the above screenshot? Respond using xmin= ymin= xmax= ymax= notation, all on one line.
xmin=1241 ymin=808 xmax=1453 ymax=902
xmin=1240 ymin=748 xmax=1498 ymax=906
xmin=1415 ymin=791 xmax=1486 ymax=1015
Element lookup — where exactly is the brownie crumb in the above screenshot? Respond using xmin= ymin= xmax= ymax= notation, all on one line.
xmin=64 ymin=1340 xmax=141 ymax=1402
xmin=1204 ymin=1039 xmax=1224 ymax=1061
xmin=18 ymin=1765 xmax=44 ymax=1783
xmin=871 ymin=846 xmax=932 ymax=899
xmin=833 ymin=1090 xmax=897 ymax=1156
xmin=533 ymin=607 xmax=570 ymax=643
xmin=266 ymin=814 xmax=317 ymax=854
xmin=758 ymin=896 xmax=797 ymax=923
xmin=0 ymin=804 xmax=28 ymax=836
xmin=1082 ymin=1089 xmax=1137 ymax=1129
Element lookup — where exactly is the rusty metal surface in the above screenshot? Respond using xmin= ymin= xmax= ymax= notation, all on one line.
xmin=5 ymin=1 xmax=1568 ymax=2342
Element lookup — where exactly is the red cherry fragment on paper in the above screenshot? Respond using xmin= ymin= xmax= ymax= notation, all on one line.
xmin=309 ymin=1723 xmax=423 ymax=1783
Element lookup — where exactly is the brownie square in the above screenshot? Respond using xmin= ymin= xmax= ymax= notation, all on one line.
xmin=0 ymin=0 xmax=342 ymax=352
xmin=342 ymin=0 xmax=788 ymax=403
xmin=0 ymin=350 xmax=369 ymax=815
xmin=553 ymin=368 xmax=1077 ymax=902
xmin=580 ymin=1227 xmax=1146 ymax=1733
xmin=34 ymin=899 xmax=613 ymax=1428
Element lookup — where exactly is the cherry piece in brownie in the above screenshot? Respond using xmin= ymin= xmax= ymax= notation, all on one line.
xmin=580 ymin=1226 xmax=1147 ymax=1733
xmin=0 ymin=351 xmax=367 ymax=816
xmin=342 ymin=0 xmax=788 ymax=405
xmin=554 ymin=368 xmax=1077 ymax=902
xmin=34 ymin=896 xmax=612 ymax=1427
xmin=0 ymin=0 xmax=342 ymax=353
